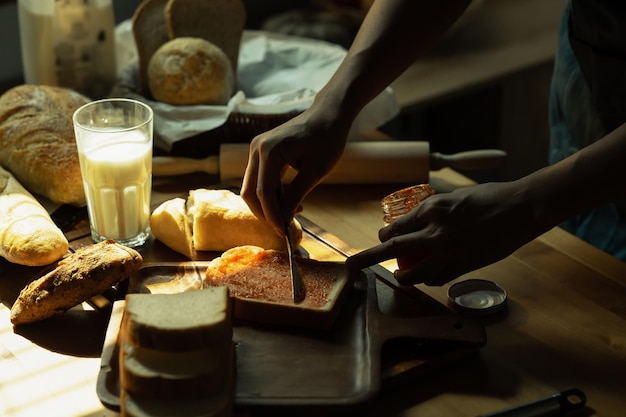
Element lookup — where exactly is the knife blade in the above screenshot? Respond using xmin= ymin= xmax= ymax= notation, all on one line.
xmin=285 ymin=221 xmax=305 ymax=304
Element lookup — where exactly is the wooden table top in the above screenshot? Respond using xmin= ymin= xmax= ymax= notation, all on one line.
xmin=1 ymin=167 xmax=625 ymax=417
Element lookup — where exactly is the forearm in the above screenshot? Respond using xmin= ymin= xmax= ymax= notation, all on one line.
xmin=515 ymin=123 xmax=626 ymax=232
xmin=311 ymin=0 xmax=472 ymax=125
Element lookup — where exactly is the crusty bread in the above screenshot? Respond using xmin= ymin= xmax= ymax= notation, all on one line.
xmin=150 ymin=188 xmax=303 ymax=259
xmin=148 ymin=37 xmax=234 ymax=105
xmin=122 ymin=287 xmax=232 ymax=352
xmin=0 ymin=84 xmax=88 ymax=206
xmin=132 ymin=0 xmax=170 ymax=96
xmin=165 ymin=0 xmax=246 ymax=76
xmin=205 ymin=245 xmax=352 ymax=330
xmin=188 ymin=188 xmax=302 ymax=252
xmin=149 ymin=197 xmax=196 ymax=259
xmin=0 ymin=165 xmax=68 ymax=266
xmin=10 ymin=240 xmax=143 ymax=325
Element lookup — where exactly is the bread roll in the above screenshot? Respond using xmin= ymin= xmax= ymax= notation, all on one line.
xmin=0 ymin=84 xmax=88 ymax=206
xmin=150 ymin=188 xmax=303 ymax=259
xmin=205 ymin=245 xmax=352 ymax=330
xmin=149 ymin=197 xmax=195 ymax=259
xmin=147 ymin=37 xmax=234 ymax=105
xmin=10 ymin=240 xmax=143 ymax=325
xmin=0 ymin=165 xmax=68 ymax=266
xmin=188 ymin=188 xmax=302 ymax=252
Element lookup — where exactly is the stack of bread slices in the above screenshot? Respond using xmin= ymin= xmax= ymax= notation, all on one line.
xmin=118 ymin=287 xmax=235 ymax=417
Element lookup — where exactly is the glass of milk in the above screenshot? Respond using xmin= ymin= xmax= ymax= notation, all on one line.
xmin=73 ymin=98 xmax=153 ymax=248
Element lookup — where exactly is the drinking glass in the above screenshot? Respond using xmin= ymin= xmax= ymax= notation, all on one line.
xmin=73 ymin=98 xmax=153 ymax=247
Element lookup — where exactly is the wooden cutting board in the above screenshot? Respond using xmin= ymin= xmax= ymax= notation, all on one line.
xmin=1 ymin=190 xmax=487 ymax=414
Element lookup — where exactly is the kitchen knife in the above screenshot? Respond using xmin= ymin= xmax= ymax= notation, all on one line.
xmin=285 ymin=221 xmax=305 ymax=304
xmin=152 ymin=141 xmax=506 ymax=184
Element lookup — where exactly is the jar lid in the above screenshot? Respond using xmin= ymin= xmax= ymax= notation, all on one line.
xmin=447 ymin=278 xmax=507 ymax=315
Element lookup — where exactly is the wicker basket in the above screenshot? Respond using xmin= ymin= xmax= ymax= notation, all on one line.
xmin=163 ymin=110 xmax=302 ymax=157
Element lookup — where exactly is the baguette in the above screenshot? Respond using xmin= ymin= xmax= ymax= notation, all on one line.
xmin=0 ymin=84 xmax=89 ymax=206
xmin=0 ymin=165 xmax=68 ymax=266
xmin=10 ymin=240 xmax=143 ymax=325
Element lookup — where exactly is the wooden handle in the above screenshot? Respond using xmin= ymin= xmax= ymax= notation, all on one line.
xmin=219 ymin=141 xmax=432 ymax=184
xmin=152 ymin=155 xmax=219 ymax=176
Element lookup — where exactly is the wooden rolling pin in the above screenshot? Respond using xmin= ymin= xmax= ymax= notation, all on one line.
xmin=152 ymin=141 xmax=506 ymax=184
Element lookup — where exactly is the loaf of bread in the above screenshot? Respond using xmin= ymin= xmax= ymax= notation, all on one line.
xmin=204 ymin=245 xmax=352 ymax=330
xmin=150 ymin=188 xmax=303 ymax=259
xmin=119 ymin=288 xmax=234 ymax=416
xmin=10 ymin=240 xmax=143 ymax=325
xmin=132 ymin=0 xmax=245 ymax=105
xmin=148 ymin=37 xmax=234 ymax=105
xmin=0 ymin=165 xmax=69 ymax=266
xmin=0 ymin=84 xmax=88 ymax=206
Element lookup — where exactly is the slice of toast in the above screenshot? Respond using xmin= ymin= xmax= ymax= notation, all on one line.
xmin=132 ymin=0 xmax=171 ymax=95
xmin=164 ymin=0 xmax=246 ymax=76
xmin=204 ymin=245 xmax=352 ymax=330
xmin=10 ymin=240 xmax=143 ymax=325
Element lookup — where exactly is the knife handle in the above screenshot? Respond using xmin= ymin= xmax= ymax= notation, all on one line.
xmin=477 ymin=388 xmax=586 ymax=417
xmin=152 ymin=155 xmax=219 ymax=176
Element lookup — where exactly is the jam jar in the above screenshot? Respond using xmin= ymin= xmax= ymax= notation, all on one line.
xmin=381 ymin=184 xmax=435 ymax=270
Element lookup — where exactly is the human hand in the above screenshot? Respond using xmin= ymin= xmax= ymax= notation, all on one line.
xmin=240 ymin=109 xmax=351 ymax=236
xmin=346 ymin=181 xmax=549 ymax=286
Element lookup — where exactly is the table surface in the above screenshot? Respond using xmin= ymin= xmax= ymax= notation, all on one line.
xmin=1 ymin=167 xmax=625 ymax=417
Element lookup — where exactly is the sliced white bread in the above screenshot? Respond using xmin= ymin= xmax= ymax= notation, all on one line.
xmin=120 ymin=361 xmax=235 ymax=417
xmin=120 ymin=342 xmax=233 ymax=399
xmin=122 ymin=287 xmax=232 ymax=352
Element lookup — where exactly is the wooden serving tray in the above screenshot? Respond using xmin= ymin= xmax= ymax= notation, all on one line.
xmin=93 ymin=215 xmax=486 ymax=414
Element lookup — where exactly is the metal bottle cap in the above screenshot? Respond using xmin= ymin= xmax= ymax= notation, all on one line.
xmin=448 ymin=278 xmax=507 ymax=315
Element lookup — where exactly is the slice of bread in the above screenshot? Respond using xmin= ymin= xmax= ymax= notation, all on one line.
xmin=165 ymin=0 xmax=246 ymax=76
xmin=204 ymin=245 xmax=352 ymax=330
xmin=120 ymin=364 xmax=234 ymax=417
xmin=120 ymin=342 xmax=233 ymax=400
xmin=10 ymin=240 xmax=143 ymax=325
xmin=119 ymin=287 xmax=235 ymax=416
xmin=132 ymin=0 xmax=170 ymax=96
xmin=122 ymin=287 xmax=232 ymax=352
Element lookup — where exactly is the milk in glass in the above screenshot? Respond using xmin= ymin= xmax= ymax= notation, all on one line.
xmin=78 ymin=130 xmax=152 ymax=244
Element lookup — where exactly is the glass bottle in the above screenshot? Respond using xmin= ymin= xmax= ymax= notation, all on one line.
xmin=18 ymin=0 xmax=117 ymax=99
xmin=381 ymin=183 xmax=435 ymax=270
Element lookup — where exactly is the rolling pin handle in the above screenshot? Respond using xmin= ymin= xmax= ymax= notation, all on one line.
xmin=430 ymin=149 xmax=507 ymax=171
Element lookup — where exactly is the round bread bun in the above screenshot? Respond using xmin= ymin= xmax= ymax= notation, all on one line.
xmin=147 ymin=37 xmax=234 ymax=105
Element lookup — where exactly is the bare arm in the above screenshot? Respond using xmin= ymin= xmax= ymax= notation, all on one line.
xmin=347 ymin=123 xmax=626 ymax=285
xmin=241 ymin=0 xmax=472 ymax=235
